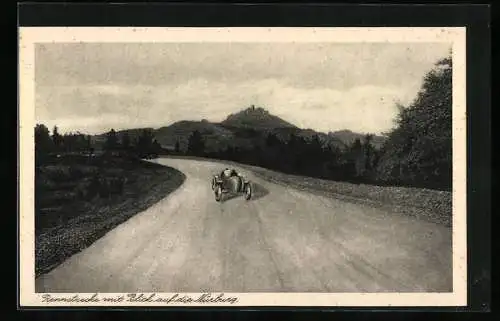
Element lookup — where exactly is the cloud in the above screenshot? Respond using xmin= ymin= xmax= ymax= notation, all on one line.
xmin=36 ymin=76 xmax=421 ymax=135
xmin=35 ymin=42 xmax=451 ymax=134
xmin=37 ymin=114 xmax=135 ymax=135
xmin=35 ymin=42 xmax=450 ymax=88
xmin=250 ymin=82 xmax=412 ymax=133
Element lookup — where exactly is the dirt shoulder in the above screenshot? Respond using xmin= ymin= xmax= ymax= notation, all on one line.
xmin=35 ymin=154 xmax=186 ymax=277
xmin=248 ymin=167 xmax=452 ymax=227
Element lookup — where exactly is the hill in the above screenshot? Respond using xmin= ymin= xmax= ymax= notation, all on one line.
xmin=154 ymin=106 xmax=351 ymax=152
xmin=155 ymin=120 xmax=235 ymax=152
xmin=221 ymin=105 xmax=297 ymax=130
xmin=92 ymin=106 xmax=385 ymax=153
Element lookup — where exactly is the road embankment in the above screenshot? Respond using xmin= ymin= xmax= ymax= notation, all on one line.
xmin=35 ymin=155 xmax=186 ymax=277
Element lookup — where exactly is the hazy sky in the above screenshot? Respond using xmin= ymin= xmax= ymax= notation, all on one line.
xmin=35 ymin=42 xmax=451 ymax=135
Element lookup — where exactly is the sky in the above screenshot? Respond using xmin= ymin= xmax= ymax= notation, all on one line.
xmin=35 ymin=42 xmax=451 ymax=135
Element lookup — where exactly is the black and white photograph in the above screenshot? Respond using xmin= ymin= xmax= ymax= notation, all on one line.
xmin=19 ymin=27 xmax=467 ymax=307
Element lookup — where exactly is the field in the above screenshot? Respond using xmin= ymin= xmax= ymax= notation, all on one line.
xmin=35 ymin=154 xmax=186 ymax=277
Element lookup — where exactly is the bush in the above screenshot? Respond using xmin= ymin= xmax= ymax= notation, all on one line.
xmin=68 ymin=166 xmax=86 ymax=180
xmin=87 ymin=175 xmax=127 ymax=199
xmin=46 ymin=166 xmax=71 ymax=182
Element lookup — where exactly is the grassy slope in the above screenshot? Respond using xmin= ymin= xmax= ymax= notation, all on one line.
xmin=35 ymin=155 xmax=186 ymax=277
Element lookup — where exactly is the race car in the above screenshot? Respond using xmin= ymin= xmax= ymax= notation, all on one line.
xmin=211 ymin=168 xmax=252 ymax=202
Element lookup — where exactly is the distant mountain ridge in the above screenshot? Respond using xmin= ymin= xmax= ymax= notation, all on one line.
xmin=93 ymin=106 xmax=386 ymax=152
xmin=328 ymin=130 xmax=386 ymax=149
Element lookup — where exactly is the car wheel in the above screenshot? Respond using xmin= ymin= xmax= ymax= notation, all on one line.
xmin=244 ymin=183 xmax=252 ymax=200
xmin=215 ymin=185 xmax=223 ymax=202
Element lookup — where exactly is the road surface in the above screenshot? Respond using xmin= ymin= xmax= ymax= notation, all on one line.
xmin=36 ymin=158 xmax=452 ymax=293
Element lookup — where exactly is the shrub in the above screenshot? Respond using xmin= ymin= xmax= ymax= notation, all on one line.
xmin=86 ymin=175 xmax=127 ymax=199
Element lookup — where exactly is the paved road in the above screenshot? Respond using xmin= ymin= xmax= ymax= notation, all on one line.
xmin=36 ymin=158 xmax=452 ymax=293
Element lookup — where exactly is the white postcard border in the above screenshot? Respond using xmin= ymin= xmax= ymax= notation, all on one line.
xmin=18 ymin=27 xmax=467 ymax=307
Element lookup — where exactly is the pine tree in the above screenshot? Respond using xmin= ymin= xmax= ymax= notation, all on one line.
xmin=52 ymin=125 xmax=62 ymax=152
xmin=104 ymin=129 xmax=119 ymax=151
xmin=121 ymin=132 xmax=131 ymax=151
xmin=35 ymin=124 xmax=53 ymax=163
xmin=187 ymin=130 xmax=205 ymax=156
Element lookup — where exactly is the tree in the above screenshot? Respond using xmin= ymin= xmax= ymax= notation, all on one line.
xmin=152 ymin=139 xmax=162 ymax=155
xmin=121 ymin=132 xmax=131 ymax=151
xmin=302 ymin=134 xmax=324 ymax=176
xmin=64 ymin=133 xmax=74 ymax=152
xmin=58 ymin=131 xmax=88 ymax=153
xmin=35 ymin=124 xmax=53 ymax=163
xmin=187 ymin=130 xmax=205 ymax=156
xmin=375 ymin=56 xmax=452 ymax=190
xmin=52 ymin=125 xmax=62 ymax=152
xmin=136 ymin=129 xmax=155 ymax=157
xmin=266 ymin=132 xmax=280 ymax=147
xmin=324 ymin=145 xmax=343 ymax=179
xmin=364 ymin=134 xmax=373 ymax=146
xmin=363 ymin=134 xmax=375 ymax=174
xmin=350 ymin=138 xmax=364 ymax=178
xmin=174 ymin=140 xmax=181 ymax=154
xmin=104 ymin=129 xmax=119 ymax=151
xmin=86 ymin=135 xmax=92 ymax=151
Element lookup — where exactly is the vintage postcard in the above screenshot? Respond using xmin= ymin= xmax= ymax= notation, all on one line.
xmin=19 ymin=27 xmax=466 ymax=307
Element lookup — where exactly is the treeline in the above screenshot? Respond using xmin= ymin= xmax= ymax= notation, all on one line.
xmin=183 ymin=56 xmax=452 ymax=191
xmin=101 ymin=129 xmax=163 ymax=158
xmin=35 ymin=125 xmax=92 ymax=163
xmin=186 ymin=128 xmax=380 ymax=185
xmin=34 ymin=126 xmax=163 ymax=164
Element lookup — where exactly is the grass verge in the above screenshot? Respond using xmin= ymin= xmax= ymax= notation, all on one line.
xmin=35 ymin=154 xmax=186 ymax=277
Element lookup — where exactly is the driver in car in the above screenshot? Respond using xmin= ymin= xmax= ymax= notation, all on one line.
xmin=221 ymin=168 xmax=238 ymax=178
xmin=220 ymin=168 xmax=238 ymax=190
xmin=222 ymin=168 xmax=232 ymax=178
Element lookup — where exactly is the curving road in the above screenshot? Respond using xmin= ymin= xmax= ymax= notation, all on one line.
xmin=36 ymin=157 xmax=452 ymax=293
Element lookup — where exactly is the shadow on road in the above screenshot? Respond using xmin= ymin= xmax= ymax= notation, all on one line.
xmin=249 ymin=182 xmax=269 ymax=201
xmin=218 ymin=182 xmax=269 ymax=203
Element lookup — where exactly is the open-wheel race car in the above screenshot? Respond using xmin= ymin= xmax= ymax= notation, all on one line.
xmin=211 ymin=168 xmax=252 ymax=202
